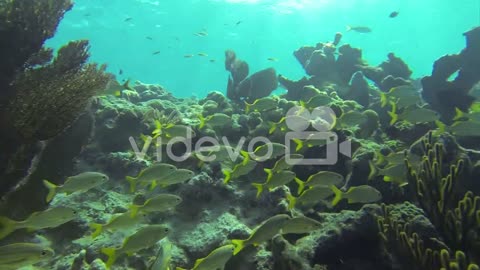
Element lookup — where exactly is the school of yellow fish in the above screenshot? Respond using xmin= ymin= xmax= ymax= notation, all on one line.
xmin=1 ymin=82 xmax=479 ymax=270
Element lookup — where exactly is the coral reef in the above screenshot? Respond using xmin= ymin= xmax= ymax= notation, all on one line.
xmin=225 ymin=50 xmax=278 ymax=101
xmin=421 ymin=27 xmax=480 ymax=120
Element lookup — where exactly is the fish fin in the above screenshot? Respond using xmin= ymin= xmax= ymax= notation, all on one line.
xmin=294 ymin=177 xmax=306 ymax=195
xmin=252 ymin=183 xmax=264 ymax=198
xmin=435 ymin=120 xmax=446 ymax=133
xmin=101 ymin=247 xmax=117 ymax=268
xmin=387 ymin=104 xmax=398 ymax=125
xmin=453 ymin=107 xmax=465 ymax=121
xmin=245 ymin=101 xmax=252 ymax=113
xmin=380 ymin=93 xmax=388 ymax=107
xmin=368 ymin=161 xmax=378 ymax=181
xmin=231 ymin=239 xmax=245 ymax=255
xmin=198 ymin=114 xmax=206 ymax=129
xmin=223 ymin=169 xmax=232 ymax=184
xmin=374 ymin=151 xmax=385 ymax=166
xmin=125 ymin=176 xmax=137 ymax=193
xmin=42 ymin=179 xmax=58 ymax=203
xmin=89 ymin=223 xmax=103 ymax=239
xmin=268 ymin=122 xmax=277 ymax=134
xmin=0 ymin=216 xmax=16 ymax=240
xmin=193 ymin=258 xmax=205 ymax=268
xmin=263 ymin=168 xmax=273 ymax=183
xmin=129 ymin=205 xmax=140 ymax=218
xmin=240 ymin=150 xmax=250 ymax=165
xmin=123 ymin=79 xmax=135 ymax=91
xmin=346 ymin=25 xmax=352 ymax=31
xmin=383 ymin=176 xmax=392 ymax=182
xmin=150 ymin=180 xmax=157 ymax=190
xmin=330 ymin=185 xmax=343 ymax=207
xmin=114 ymin=90 xmax=122 ymax=97
xmin=286 ymin=193 xmax=297 ymax=210
xmin=299 ymin=100 xmax=308 ymax=109
xmin=292 ymin=139 xmax=304 ymax=152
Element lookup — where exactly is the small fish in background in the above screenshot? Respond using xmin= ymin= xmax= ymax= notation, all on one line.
xmin=198 ymin=113 xmax=232 ymax=129
xmin=295 ymin=171 xmax=344 ymax=195
xmin=331 ymin=185 xmax=382 ymax=206
xmin=267 ymin=57 xmax=278 ymax=62
xmin=197 ymin=52 xmax=208 ymax=57
xmin=100 ymin=79 xmax=135 ymax=97
xmin=209 ymin=59 xmax=216 ymax=63
xmin=148 ymin=239 xmax=173 ymax=270
xmin=124 ymin=17 xmax=133 ymax=22
xmin=223 ymin=159 xmax=257 ymax=184
xmin=101 ymin=225 xmax=170 ymax=268
xmin=368 ymin=161 xmax=408 ymax=186
xmin=146 ymin=36 xmax=153 ymax=40
xmin=245 ymin=96 xmax=279 ymax=113
xmin=251 ymin=170 xmax=296 ymax=198
xmin=286 ymin=186 xmax=334 ymax=210
xmin=346 ymin=25 xmax=372 ymax=33
xmin=389 ymin=11 xmax=399 ymax=18
xmin=281 ymin=216 xmax=322 ymax=234
xmin=119 ymin=69 xmax=123 ymax=75
xmin=43 ymin=172 xmax=109 ymax=202
xmin=194 ymin=30 xmax=208 ymax=36
xmin=0 ymin=207 xmax=77 ymax=239
xmin=176 ymin=244 xmax=235 ymax=270
xmin=152 ymin=51 xmax=161 ymax=55
xmin=0 ymin=243 xmax=54 ymax=269
xmin=236 ymin=20 xmax=243 ymax=26
xmin=184 ymin=54 xmax=194 ymax=58
xmin=125 ymin=163 xmax=177 ymax=192
xmin=89 ymin=211 xmax=146 ymax=239
xmin=129 ymin=194 xmax=182 ymax=218
xmin=231 ymin=214 xmax=290 ymax=255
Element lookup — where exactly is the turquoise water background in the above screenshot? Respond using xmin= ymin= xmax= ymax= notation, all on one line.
xmin=46 ymin=0 xmax=480 ymax=98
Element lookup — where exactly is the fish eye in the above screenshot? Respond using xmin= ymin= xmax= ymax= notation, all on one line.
xmin=73 ymin=211 xmax=78 ymax=214
xmin=164 ymin=228 xmax=169 ymax=232
xmin=41 ymin=250 xmax=48 ymax=256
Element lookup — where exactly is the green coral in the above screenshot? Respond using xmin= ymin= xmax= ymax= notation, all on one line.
xmin=378 ymin=132 xmax=480 ymax=269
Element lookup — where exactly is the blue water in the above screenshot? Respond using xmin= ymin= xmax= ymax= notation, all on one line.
xmin=47 ymin=0 xmax=480 ymax=98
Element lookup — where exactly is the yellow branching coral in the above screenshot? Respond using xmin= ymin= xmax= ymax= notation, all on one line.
xmin=378 ymin=132 xmax=480 ymax=269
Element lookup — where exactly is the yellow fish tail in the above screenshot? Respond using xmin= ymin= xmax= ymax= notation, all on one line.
xmin=125 ymin=176 xmax=137 ymax=193
xmin=268 ymin=122 xmax=277 ymax=134
xmin=101 ymin=247 xmax=117 ymax=268
xmin=42 ymin=179 xmax=58 ymax=203
xmin=0 ymin=216 xmax=16 ymax=240
xmin=294 ymin=177 xmax=306 ymax=195
xmin=286 ymin=193 xmax=297 ymax=210
xmin=264 ymin=168 xmax=273 ymax=183
xmin=129 ymin=205 xmax=140 ymax=218
xmin=453 ymin=107 xmax=465 ymax=121
xmin=89 ymin=223 xmax=103 ymax=239
xmin=240 ymin=150 xmax=250 ymax=165
xmin=223 ymin=169 xmax=232 ymax=184
xmin=380 ymin=93 xmax=388 ymax=107
xmin=245 ymin=101 xmax=252 ymax=114
xmin=231 ymin=239 xmax=246 ymax=255
xmin=292 ymin=139 xmax=304 ymax=152
xmin=368 ymin=161 xmax=378 ymax=181
xmin=252 ymin=183 xmax=264 ymax=198
xmin=198 ymin=114 xmax=206 ymax=129
xmin=331 ymin=185 xmax=343 ymax=207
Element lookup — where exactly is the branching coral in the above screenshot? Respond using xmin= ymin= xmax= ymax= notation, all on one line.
xmin=0 ymin=0 xmax=73 ymax=101
xmin=378 ymin=132 xmax=480 ymax=270
xmin=7 ymin=40 xmax=109 ymax=141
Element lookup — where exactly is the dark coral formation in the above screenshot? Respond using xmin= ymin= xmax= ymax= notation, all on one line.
xmin=225 ymin=50 xmax=278 ymax=101
xmin=421 ymin=27 xmax=480 ymax=120
xmin=281 ymin=33 xmax=413 ymax=106
xmin=0 ymin=1 xmax=108 ymax=201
